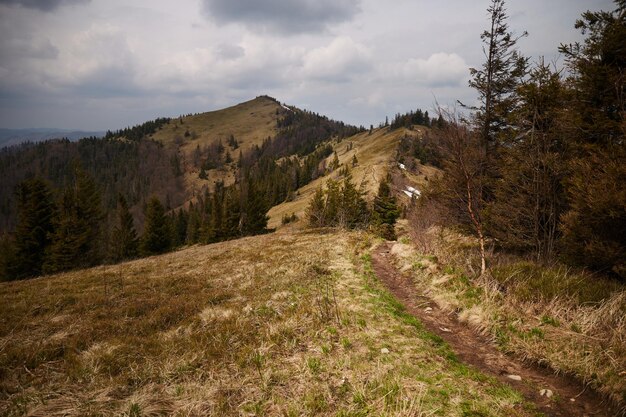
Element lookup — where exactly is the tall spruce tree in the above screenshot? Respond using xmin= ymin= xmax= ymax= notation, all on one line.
xmin=241 ymin=179 xmax=268 ymax=235
xmin=469 ymin=0 xmax=528 ymax=155
xmin=488 ymin=61 xmax=567 ymax=262
xmin=44 ymin=191 xmax=85 ymax=273
xmin=223 ymin=187 xmax=242 ymax=238
xmin=208 ymin=181 xmax=226 ymax=242
xmin=10 ymin=178 xmax=56 ymax=279
xmin=372 ymin=177 xmax=400 ymax=240
xmin=559 ymin=0 xmax=626 ymax=146
xmin=186 ymin=202 xmax=201 ymax=244
xmin=110 ymin=194 xmax=138 ymax=261
xmin=141 ymin=196 xmax=171 ymax=255
xmin=172 ymin=209 xmax=189 ymax=247
xmin=558 ymin=1 xmax=626 ymax=278
xmin=44 ymin=165 xmax=103 ymax=274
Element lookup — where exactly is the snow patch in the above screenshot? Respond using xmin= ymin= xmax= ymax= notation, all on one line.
xmin=398 ymin=163 xmax=406 ymax=170
xmin=403 ymin=186 xmax=421 ymax=199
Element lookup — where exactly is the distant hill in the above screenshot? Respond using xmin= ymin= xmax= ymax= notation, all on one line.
xmin=0 ymin=96 xmax=365 ymax=232
xmin=0 ymin=128 xmax=105 ymax=148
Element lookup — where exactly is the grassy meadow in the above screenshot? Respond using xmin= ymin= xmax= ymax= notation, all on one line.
xmin=0 ymin=229 xmax=537 ymax=416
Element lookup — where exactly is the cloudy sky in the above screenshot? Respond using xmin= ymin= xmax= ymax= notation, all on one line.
xmin=0 ymin=0 xmax=614 ymax=130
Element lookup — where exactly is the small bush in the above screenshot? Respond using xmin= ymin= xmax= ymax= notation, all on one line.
xmin=281 ymin=213 xmax=298 ymax=225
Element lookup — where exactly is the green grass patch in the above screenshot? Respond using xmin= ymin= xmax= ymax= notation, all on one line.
xmin=491 ymin=262 xmax=622 ymax=304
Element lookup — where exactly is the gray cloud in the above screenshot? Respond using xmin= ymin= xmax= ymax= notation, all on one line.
xmin=216 ymin=43 xmax=245 ymax=60
xmin=0 ymin=36 xmax=58 ymax=61
xmin=201 ymin=0 xmax=361 ymax=34
xmin=302 ymin=36 xmax=371 ymax=82
xmin=0 ymin=0 xmax=89 ymax=12
xmin=0 ymin=0 xmax=606 ymax=131
xmin=58 ymin=61 xmax=140 ymax=98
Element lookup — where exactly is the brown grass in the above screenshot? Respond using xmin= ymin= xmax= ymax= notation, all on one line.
xmin=1 ymin=228 xmax=536 ymax=416
xmin=151 ymin=96 xmax=282 ymax=203
xmin=267 ymin=127 xmax=413 ymax=229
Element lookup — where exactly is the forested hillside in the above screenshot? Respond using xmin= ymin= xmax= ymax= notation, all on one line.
xmin=0 ymin=96 xmax=365 ymax=280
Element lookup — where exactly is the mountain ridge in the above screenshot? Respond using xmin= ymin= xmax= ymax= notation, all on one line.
xmin=0 ymin=128 xmax=106 ymax=149
xmin=0 ymin=95 xmax=407 ymax=236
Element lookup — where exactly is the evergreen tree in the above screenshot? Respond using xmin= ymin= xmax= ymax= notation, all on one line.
xmin=559 ymin=0 xmax=626 ymax=146
xmin=372 ymin=177 xmax=400 ymax=240
xmin=208 ymin=181 xmax=225 ymax=242
xmin=487 ymin=61 xmax=566 ymax=261
xmin=557 ymin=1 xmax=626 ymax=278
xmin=10 ymin=178 xmax=56 ymax=279
xmin=323 ymin=179 xmax=341 ymax=225
xmin=469 ymin=0 xmax=528 ymax=155
xmin=172 ymin=209 xmax=189 ymax=247
xmin=74 ymin=165 xmax=104 ymax=264
xmin=44 ymin=165 xmax=103 ymax=273
xmin=0 ymin=234 xmax=16 ymax=281
xmin=186 ymin=202 xmax=201 ymax=244
xmin=222 ymin=187 xmax=242 ymax=238
xmin=560 ymin=149 xmax=626 ymax=278
xmin=241 ymin=179 xmax=268 ymax=235
xmin=307 ymin=187 xmax=326 ymax=228
xmin=110 ymin=194 xmax=138 ymax=262
xmin=43 ymin=191 xmax=81 ymax=273
xmin=338 ymin=173 xmax=369 ymax=229
xmin=141 ymin=196 xmax=171 ymax=255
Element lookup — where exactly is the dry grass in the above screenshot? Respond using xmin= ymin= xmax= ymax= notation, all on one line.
xmin=267 ymin=128 xmax=410 ymax=229
xmin=0 ymin=228 xmax=536 ymax=416
xmin=393 ymin=221 xmax=626 ymax=414
xmin=151 ymin=96 xmax=281 ymax=201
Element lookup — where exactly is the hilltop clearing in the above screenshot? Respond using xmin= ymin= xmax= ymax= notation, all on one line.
xmin=151 ymin=96 xmax=283 ymax=200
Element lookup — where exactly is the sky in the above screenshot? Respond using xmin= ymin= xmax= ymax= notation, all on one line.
xmin=0 ymin=0 xmax=615 ymax=131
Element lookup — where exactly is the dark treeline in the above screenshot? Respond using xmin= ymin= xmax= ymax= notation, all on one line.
xmin=104 ymin=117 xmax=171 ymax=141
xmin=0 ymin=136 xmax=184 ymax=233
xmin=421 ymin=0 xmax=625 ymax=280
xmin=271 ymin=107 xmax=364 ymax=157
xmin=389 ymin=109 xmax=437 ymax=130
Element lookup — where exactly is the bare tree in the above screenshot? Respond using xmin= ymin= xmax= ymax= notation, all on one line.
xmin=434 ymin=111 xmax=488 ymax=275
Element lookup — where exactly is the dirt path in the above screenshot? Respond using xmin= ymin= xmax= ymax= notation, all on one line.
xmin=372 ymin=242 xmax=618 ymax=417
